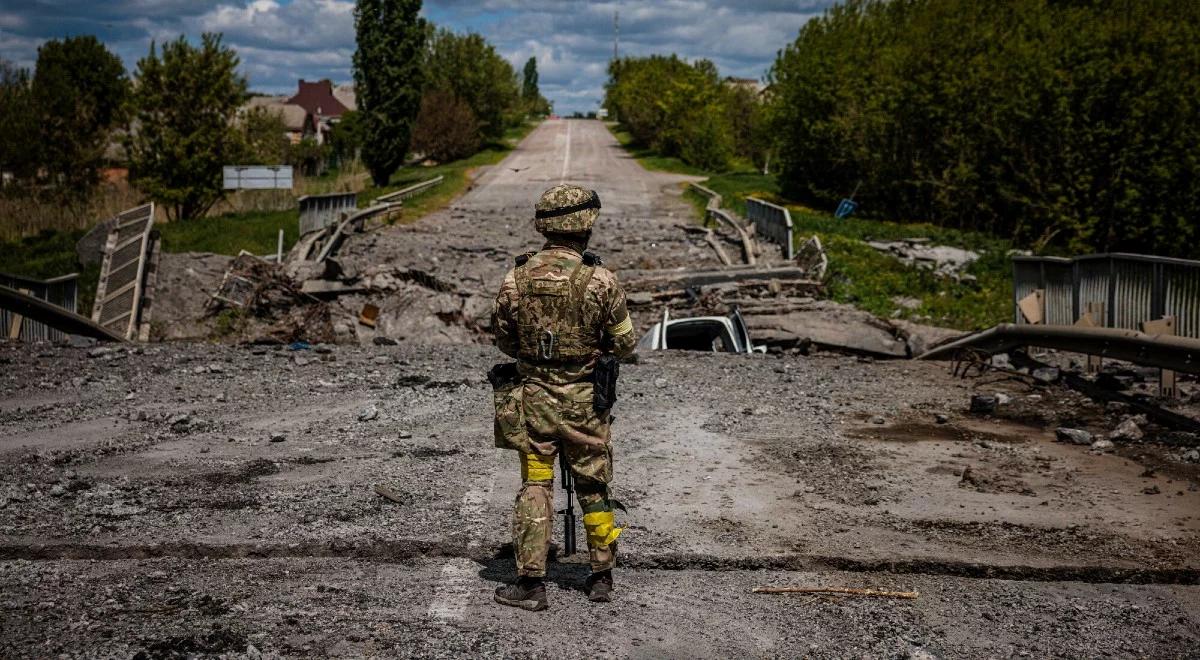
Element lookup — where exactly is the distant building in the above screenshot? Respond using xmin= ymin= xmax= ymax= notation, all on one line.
xmin=241 ymin=95 xmax=317 ymax=144
xmin=239 ymin=79 xmax=356 ymax=146
xmin=723 ymin=76 xmax=766 ymax=95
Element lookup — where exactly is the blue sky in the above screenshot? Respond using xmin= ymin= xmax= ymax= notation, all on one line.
xmin=0 ymin=1 xmax=834 ymax=115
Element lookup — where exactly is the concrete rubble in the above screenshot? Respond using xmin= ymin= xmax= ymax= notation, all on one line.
xmin=867 ymin=238 xmax=980 ymax=280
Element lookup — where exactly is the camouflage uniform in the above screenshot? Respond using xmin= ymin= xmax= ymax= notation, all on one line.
xmin=492 ymin=184 xmax=637 ymax=579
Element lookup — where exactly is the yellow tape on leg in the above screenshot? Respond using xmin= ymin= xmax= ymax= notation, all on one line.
xmin=520 ymin=452 xmax=556 ymax=482
xmin=583 ymin=510 xmax=623 ymax=548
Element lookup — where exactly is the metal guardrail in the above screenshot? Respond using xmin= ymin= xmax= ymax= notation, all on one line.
xmin=1013 ymin=253 xmax=1200 ymax=338
xmin=0 ymin=272 xmax=79 ymax=342
xmin=298 ymin=192 xmax=357 ymax=235
xmin=373 ymin=175 xmax=444 ymax=205
xmin=746 ymin=197 xmax=794 ymax=260
xmin=688 ymin=183 xmax=756 ymax=266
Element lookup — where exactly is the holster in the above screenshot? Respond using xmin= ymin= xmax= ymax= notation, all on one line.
xmin=488 ymin=362 xmax=534 ymax=453
xmin=592 ymin=354 xmax=619 ymax=413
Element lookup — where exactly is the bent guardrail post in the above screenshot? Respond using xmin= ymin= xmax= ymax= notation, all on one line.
xmin=917 ymin=323 xmax=1200 ymax=375
xmin=689 ymin=182 xmax=756 ymax=265
xmin=373 ymin=175 xmax=445 ymax=206
xmin=0 ymin=285 xmax=126 ymax=342
xmin=746 ymin=197 xmax=794 ymax=260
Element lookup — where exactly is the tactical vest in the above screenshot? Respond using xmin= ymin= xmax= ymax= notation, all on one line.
xmin=514 ymin=251 xmax=601 ymax=363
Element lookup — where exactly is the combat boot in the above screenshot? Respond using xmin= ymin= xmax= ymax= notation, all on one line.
xmin=585 ymin=570 xmax=614 ymax=602
xmin=494 ymin=576 xmax=548 ymax=611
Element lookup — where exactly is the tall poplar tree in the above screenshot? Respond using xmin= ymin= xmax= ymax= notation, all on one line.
xmin=522 ymin=57 xmax=539 ymax=101
xmin=353 ymin=0 xmax=426 ymax=186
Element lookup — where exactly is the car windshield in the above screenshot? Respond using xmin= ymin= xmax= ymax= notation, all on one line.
xmin=664 ymin=319 xmax=737 ymax=352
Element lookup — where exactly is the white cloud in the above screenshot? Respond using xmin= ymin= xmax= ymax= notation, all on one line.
xmin=0 ymin=0 xmax=832 ymax=113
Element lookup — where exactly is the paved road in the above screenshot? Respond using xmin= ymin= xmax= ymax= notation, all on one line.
xmin=1 ymin=121 xmax=1198 ymax=657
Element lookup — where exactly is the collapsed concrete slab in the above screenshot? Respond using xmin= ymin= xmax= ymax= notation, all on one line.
xmin=746 ymin=300 xmax=909 ymax=357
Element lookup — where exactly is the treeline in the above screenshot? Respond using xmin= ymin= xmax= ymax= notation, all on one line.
xmin=604 ymin=55 xmax=768 ymax=172
xmin=770 ymin=0 xmax=1200 ymax=258
xmin=0 ymin=0 xmax=550 ymax=221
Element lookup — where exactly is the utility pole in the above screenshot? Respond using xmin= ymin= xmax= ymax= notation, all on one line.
xmin=613 ymin=10 xmax=619 ymax=62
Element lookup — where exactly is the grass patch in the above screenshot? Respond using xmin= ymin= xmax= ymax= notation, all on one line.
xmin=159 ymin=208 xmax=297 ymax=256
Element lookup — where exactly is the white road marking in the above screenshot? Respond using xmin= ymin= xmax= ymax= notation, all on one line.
xmin=560 ymin=120 xmax=572 ymax=183
xmin=427 ymin=457 xmax=500 ymax=621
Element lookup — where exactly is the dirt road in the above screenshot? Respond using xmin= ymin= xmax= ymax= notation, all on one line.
xmin=2 ymin=121 xmax=1198 ymax=658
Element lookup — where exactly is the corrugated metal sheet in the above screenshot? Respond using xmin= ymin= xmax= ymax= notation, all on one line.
xmin=0 ymin=272 xmax=79 ymax=342
xmin=745 ymin=197 xmax=794 ymax=260
xmin=1013 ymin=253 xmax=1200 ymax=338
xmin=298 ymin=192 xmax=357 ymax=235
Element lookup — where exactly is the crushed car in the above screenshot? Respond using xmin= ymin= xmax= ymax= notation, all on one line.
xmin=636 ymin=307 xmax=765 ymax=354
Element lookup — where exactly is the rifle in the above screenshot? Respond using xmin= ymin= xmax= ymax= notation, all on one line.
xmin=558 ymin=449 xmax=577 ymax=557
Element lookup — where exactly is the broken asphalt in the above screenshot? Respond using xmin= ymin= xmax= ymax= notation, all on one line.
xmin=1 ymin=120 xmax=1197 ymax=658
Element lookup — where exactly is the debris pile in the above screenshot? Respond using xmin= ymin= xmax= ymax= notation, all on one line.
xmin=206 ymin=255 xmax=334 ymax=344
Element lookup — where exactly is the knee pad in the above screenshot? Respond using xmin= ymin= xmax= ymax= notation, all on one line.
xmin=520 ymin=452 xmax=555 ymax=482
xmin=579 ymin=492 xmax=622 ymax=548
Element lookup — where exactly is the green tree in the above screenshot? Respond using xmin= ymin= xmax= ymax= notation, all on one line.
xmin=769 ymin=0 xmax=1200 ymax=258
xmin=353 ymin=0 xmax=426 ymax=186
xmin=604 ymin=55 xmax=734 ymax=171
xmin=31 ymin=36 xmax=128 ymax=200
xmin=522 ymin=57 xmax=538 ymax=100
xmin=238 ymin=106 xmax=289 ymax=165
xmin=126 ymin=33 xmax=248 ymax=221
xmin=424 ymin=29 xmax=519 ymax=141
xmin=328 ymin=110 xmax=364 ymax=166
xmin=0 ymin=61 xmax=38 ymax=182
xmin=520 ymin=56 xmax=551 ymax=117
xmin=410 ymin=88 xmax=480 ymax=162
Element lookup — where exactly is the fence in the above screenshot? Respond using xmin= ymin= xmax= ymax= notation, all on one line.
xmin=1013 ymin=253 xmax=1200 ymax=339
xmin=298 ymin=192 xmax=358 ymax=235
xmin=746 ymin=197 xmax=794 ymax=260
xmin=374 ymin=175 xmax=445 ymax=205
xmin=0 ymin=272 xmax=79 ymax=342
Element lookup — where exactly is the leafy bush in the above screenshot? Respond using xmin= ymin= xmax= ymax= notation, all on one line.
xmin=410 ymin=88 xmax=480 ymax=162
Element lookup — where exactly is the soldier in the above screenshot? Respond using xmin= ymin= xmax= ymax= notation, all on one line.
xmin=490 ymin=183 xmax=637 ymax=611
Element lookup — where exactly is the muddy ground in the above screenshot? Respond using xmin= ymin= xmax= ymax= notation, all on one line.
xmin=2 ymin=120 xmax=1199 ymax=658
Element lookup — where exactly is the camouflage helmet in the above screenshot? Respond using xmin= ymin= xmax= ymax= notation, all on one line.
xmin=534 ymin=184 xmax=601 ymax=234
